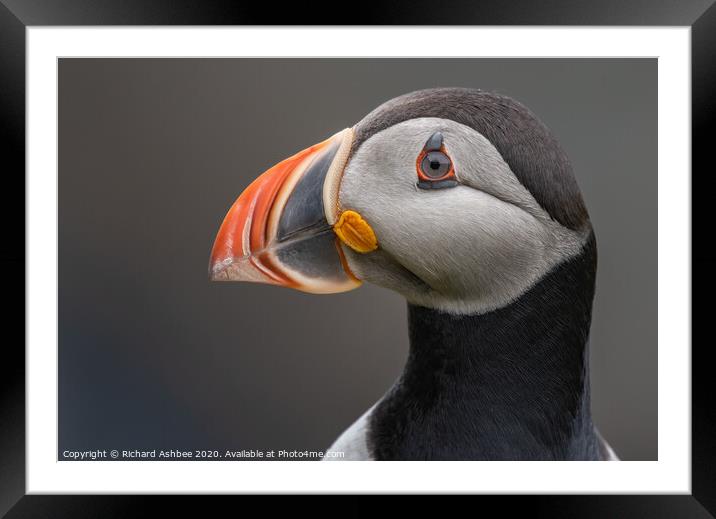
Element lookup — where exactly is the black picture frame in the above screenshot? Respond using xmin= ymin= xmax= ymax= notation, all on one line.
xmin=1 ymin=1 xmax=712 ymax=515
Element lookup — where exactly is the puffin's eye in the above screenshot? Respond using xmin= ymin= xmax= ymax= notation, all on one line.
xmin=421 ymin=151 xmax=451 ymax=178
xmin=416 ymin=131 xmax=458 ymax=189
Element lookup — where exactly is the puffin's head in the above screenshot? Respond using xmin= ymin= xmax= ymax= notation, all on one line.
xmin=210 ymin=88 xmax=593 ymax=314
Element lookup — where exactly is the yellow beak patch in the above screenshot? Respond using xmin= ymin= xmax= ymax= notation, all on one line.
xmin=333 ymin=210 xmax=378 ymax=253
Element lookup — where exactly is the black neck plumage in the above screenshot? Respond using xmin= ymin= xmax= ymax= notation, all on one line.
xmin=368 ymin=233 xmax=601 ymax=460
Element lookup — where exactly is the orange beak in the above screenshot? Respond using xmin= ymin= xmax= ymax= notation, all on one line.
xmin=209 ymin=128 xmax=360 ymax=294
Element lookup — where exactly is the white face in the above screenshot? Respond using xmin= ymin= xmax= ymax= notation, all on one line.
xmin=337 ymin=118 xmax=590 ymax=315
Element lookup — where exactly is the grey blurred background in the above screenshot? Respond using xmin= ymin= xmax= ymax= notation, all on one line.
xmin=58 ymin=58 xmax=656 ymax=460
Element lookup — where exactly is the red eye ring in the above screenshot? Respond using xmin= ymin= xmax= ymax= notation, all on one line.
xmin=416 ymin=142 xmax=457 ymax=189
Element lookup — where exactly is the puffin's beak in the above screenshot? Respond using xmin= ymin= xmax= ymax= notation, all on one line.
xmin=209 ymin=128 xmax=360 ymax=294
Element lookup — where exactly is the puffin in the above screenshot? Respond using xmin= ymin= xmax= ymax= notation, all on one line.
xmin=209 ymin=87 xmax=619 ymax=461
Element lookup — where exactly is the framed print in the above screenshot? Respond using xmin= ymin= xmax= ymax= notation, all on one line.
xmin=1 ymin=0 xmax=713 ymax=515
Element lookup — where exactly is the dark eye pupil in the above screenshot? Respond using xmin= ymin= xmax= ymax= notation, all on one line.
xmin=421 ymin=151 xmax=451 ymax=178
